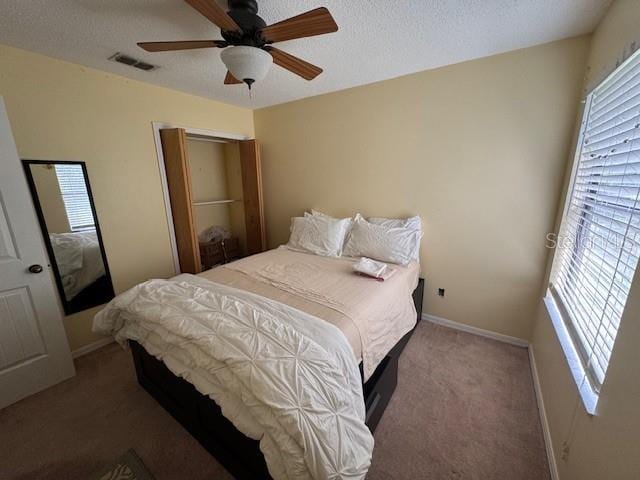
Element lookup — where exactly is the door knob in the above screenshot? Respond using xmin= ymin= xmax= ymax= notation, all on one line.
xmin=28 ymin=264 xmax=43 ymax=274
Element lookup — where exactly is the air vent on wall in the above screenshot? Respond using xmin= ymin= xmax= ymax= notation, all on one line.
xmin=108 ymin=53 xmax=158 ymax=72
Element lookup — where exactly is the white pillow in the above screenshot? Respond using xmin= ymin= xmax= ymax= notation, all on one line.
xmin=343 ymin=216 xmax=422 ymax=266
xmin=305 ymin=209 xmax=353 ymax=255
xmin=287 ymin=215 xmax=351 ymax=257
xmin=368 ymin=215 xmax=421 ymax=231
xmin=306 ymin=209 xmax=332 ymax=218
xmin=367 ymin=215 xmax=422 ymax=261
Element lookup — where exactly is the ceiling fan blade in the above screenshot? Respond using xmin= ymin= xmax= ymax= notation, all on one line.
xmin=267 ymin=47 xmax=323 ymax=81
xmin=260 ymin=7 xmax=338 ymax=44
xmin=184 ymin=0 xmax=241 ymax=32
xmin=224 ymin=71 xmax=243 ymax=85
xmin=137 ymin=40 xmax=225 ymax=52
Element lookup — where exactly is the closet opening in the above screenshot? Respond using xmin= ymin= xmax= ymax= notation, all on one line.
xmin=152 ymin=123 xmax=265 ymax=275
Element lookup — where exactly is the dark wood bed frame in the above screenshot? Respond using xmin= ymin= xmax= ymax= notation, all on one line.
xmin=130 ymin=278 xmax=424 ymax=479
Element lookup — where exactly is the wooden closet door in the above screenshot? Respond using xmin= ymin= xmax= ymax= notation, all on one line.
xmin=239 ymin=140 xmax=266 ymax=255
xmin=160 ymin=128 xmax=201 ymax=274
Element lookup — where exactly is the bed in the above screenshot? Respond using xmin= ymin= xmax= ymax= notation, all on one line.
xmin=49 ymin=230 xmax=106 ymax=300
xmin=95 ymin=248 xmax=424 ymax=480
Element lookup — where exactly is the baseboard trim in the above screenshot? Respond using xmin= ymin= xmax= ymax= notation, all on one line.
xmin=529 ymin=346 xmax=559 ymax=480
xmin=422 ymin=313 xmax=529 ymax=347
xmin=71 ymin=337 xmax=114 ymax=359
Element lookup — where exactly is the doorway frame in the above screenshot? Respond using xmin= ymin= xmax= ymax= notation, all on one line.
xmin=151 ymin=122 xmax=250 ymax=275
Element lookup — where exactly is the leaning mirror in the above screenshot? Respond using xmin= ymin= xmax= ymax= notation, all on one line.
xmin=22 ymin=160 xmax=115 ymax=315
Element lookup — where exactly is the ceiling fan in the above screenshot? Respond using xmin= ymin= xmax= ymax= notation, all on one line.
xmin=138 ymin=0 xmax=338 ymax=90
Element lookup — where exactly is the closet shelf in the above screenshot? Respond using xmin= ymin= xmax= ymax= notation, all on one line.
xmin=193 ymin=199 xmax=237 ymax=206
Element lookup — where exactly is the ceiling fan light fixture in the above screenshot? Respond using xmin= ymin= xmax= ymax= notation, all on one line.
xmin=139 ymin=2 xmax=338 ymax=88
xmin=220 ymin=46 xmax=272 ymax=89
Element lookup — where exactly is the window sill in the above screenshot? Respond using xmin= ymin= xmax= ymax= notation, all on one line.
xmin=543 ymin=293 xmax=598 ymax=415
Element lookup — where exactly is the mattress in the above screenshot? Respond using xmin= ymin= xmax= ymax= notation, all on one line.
xmin=198 ymin=247 xmax=420 ymax=379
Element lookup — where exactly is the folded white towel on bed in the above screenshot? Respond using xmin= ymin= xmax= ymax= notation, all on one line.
xmin=353 ymin=257 xmax=396 ymax=281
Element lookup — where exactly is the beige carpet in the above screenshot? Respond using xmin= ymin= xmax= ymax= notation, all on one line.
xmin=0 ymin=322 xmax=549 ymax=480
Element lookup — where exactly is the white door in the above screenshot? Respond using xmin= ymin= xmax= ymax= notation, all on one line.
xmin=0 ymin=98 xmax=75 ymax=409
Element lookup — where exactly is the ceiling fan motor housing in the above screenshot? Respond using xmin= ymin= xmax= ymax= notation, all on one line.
xmin=228 ymin=0 xmax=258 ymax=15
xmin=224 ymin=0 xmax=268 ymax=47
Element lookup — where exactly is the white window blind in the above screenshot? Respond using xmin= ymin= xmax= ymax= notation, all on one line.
xmin=54 ymin=164 xmax=95 ymax=232
xmin=550 ymin=51 xmax=640 ymax=393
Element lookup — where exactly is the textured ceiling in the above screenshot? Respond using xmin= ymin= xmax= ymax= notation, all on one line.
xmin=0 ymin=0 xmax=610 ymax=109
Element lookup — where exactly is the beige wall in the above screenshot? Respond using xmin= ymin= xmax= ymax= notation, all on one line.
xmin=30 ymin=164 xmax=71 ymax=234
xmin=224 ymin=143 xmax=247 ymax=254
xmin=0 ymin=44 xmax=254 ymax=351
xmin=187 ymin=139 xmax=231 ymax=235
xmin=254 ymin=36 xmax=590 ymax=341
xmin=531 ymin=1 xmax=640 ymax=479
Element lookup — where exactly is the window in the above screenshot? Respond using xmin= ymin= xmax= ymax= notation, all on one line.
xmin=549 ymin=50 xmax=640 ymax=404
xmin=55 ymin=164 xmax=95 ymax=232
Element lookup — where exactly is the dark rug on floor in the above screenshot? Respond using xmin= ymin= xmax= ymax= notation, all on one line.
xmin=91 ymin=449 xmax=155 ymax=480
xmin=1 ymin=322 xmax=549 ymax=480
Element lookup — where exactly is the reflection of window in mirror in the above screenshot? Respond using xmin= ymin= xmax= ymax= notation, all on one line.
xmin=24 ymin=161 xmax=114 ymax=315
xmin=54 ymin=164 xmax=95 ymax=232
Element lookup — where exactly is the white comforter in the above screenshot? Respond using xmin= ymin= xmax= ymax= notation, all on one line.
xmin=93 ymin=275 xmax=374 ymax=480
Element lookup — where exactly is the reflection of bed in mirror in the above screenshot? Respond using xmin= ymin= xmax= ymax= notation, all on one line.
xmin=49 ymin=231 xmax=108 ymax=309
xmin=22 ymin=160 xmax=115 ymax=315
